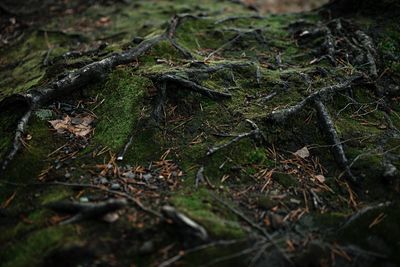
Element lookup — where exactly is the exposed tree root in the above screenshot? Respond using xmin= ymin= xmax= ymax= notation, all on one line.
xmin=158 ymin=239 xmax=247 ymax=267
xmin=161 ymin=205 xmax=209 ymax=243
xmin=46 ymin=198 xmax=127 ymax=225
xmin=0 ymin=14 xmax=203 ymax=175
xmin=314 ymin=100 xmax=357 ymax=183
xmin=0 ymin=180 xmax=162 ymax=217
xmin=292 ymin=18 xmax=379 ymax=77
xmin=156 ymin=74 xmax=232 ymax=100
xmin=1 ymin=110 xmax=32 ymax=172
xmin=268 ymin=77 xmax=361 ymax=123
xmin=215 ymin=14 xmax=264 ymax=25
xmin=211 ymin=193 xmax=294 ymax=266
xmin=207 ymin=119 xmax=262 ymax=156
xmin=267 ymin=77 xmax=364 ymax=184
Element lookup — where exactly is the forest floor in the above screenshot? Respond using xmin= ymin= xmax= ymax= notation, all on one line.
xmin=0 ymin=1 xmax=399 ymax=267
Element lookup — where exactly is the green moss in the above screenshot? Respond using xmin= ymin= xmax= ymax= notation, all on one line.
xmin=92 ymin=69 xmax=151 ymax=151
xmin=338 ymin=204 xmax=400 ymax=263
xmin=0 ymin=225 xmax=75 ymax=267
xmin=257 ymin=195 xmax=277 ymax=210
xmin=272 ymin=172 xmax=298 ymax=187
xmin=172 ymin=189 xmax=244 ymax=238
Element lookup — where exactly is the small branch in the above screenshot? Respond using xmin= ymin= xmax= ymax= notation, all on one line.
xmin=340 ymin=202 xmax=391 ymax=229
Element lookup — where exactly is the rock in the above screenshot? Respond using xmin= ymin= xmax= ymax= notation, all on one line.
xmin=142 ymin=173 xmax=152 ymax=182
xmin=110 ymin=183 xmax=121 ymax=190
xmin=139 ymin=240 xmax=155 ymax=254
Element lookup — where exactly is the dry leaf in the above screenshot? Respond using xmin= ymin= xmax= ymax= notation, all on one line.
xmin=294 ymin=146 xmax=310 ymax=159
xmin=49 ymin=115 xmax=94 ymax=137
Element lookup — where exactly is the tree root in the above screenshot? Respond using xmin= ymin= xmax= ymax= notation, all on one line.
xmin=158 ymin=239 xmax=246 ymax=267
xmin=211 ymin=193 xmax=294 ymax=266
xmin=0 ymin=180 xmax=162 ymax=217
xmin=46 ymin=198 xmax=127 ymax=225
xmin=292 ymin=18 xmax=379 ymax=77
xmin=207 ymin=119 xmax=262 ymax=156
xmin=314 ymin=100 xmax=357 ymax=183
xmin=268 ymin=76 xmax=361 ymax=123
xmin=161 ymin=205 xmax=209 ymax=243
xmin=156 ymin=74 xmax=232 ymax=100
xmin=267 ymin=77 xmax=363 ymax=184
xmin=0 ymin=14 xmax=201 ymax=175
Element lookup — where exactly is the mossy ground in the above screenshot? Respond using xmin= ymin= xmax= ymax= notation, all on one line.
xmin=0 ymin=1 xmax=399 ymax=266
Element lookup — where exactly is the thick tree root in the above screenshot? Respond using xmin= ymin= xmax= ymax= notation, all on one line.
xmin=46 ymin=198 xmax=127 ymax=225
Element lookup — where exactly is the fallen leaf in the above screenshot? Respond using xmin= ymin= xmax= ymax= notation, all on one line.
xmin=294 ymin=146 xmax=310 ymax=159
xmin=49 ymin=115 xmax=94 ymax=137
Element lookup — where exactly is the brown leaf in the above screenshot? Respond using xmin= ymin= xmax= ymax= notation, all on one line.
xmin=49 ymin=115 xmax=94 ymax=137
